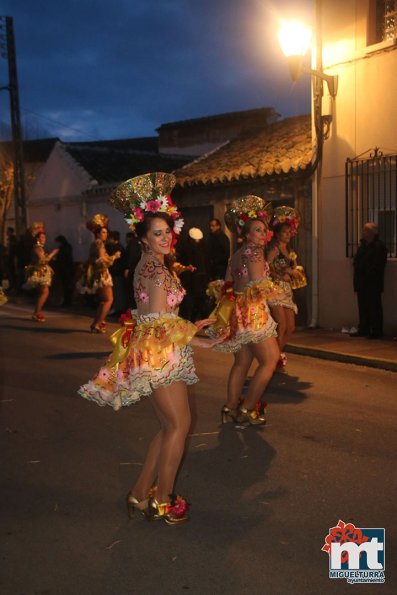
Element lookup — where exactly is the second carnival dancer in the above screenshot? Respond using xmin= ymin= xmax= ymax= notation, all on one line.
xmin=24 ymin=222 xmax=59 ymax=322
xmin=77 ymin=214 xmax=121 ymax=333
xmin=206 ymin=196 xmax=281 ymax=425
xmin=266 ymin=206 xmax=307 ymax=371
xmin=78 ymin=172 xmax=222 ymax=525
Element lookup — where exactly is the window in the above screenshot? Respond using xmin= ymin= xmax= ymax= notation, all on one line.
xmin=345 ymin=149 xmax=396 ymax=257
xmin=375 ymin=0 xmax=397 ymax=42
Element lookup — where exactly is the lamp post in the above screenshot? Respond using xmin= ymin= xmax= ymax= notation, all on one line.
xmin=278 ymin=10 xmax=338 ymax=329
xmin=0 ymin=16 xmax=27 ymax=237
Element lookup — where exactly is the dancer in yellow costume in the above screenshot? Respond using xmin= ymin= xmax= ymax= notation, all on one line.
xmin=78 ymin=172 xmax=220 ymax=525
xmin=266 ymin=206 xmax=307 ymax=371
xmin=24 ymin=222 xmax=59 ymax=322
xmin=207 ymin=196 xmax=281 ymax=425
xmin=77 ymin=214 xmax=121 ymax=333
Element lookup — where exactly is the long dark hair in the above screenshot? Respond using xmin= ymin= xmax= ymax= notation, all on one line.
xmin=134 ymin=212 xmax=175 ymax=272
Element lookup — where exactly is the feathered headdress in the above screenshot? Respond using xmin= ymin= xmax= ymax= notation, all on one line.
xmin=225 ymin=195 xmax=273 ymax=240
xmin=271 ymin=206 xmax=300 ymax=236
xmin=30 ymin=221 xmax=45 ymax=237
xmin=109 ymin=172 xmax=184 ymax=237
xmin=86 ymin=214 xmax=109 ymax=233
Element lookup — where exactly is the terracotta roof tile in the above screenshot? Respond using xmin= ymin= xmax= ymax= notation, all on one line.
xmin=174 ymin=115 xmax=312 ymax=187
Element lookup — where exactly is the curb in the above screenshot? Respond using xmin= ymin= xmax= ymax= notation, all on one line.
xmin=285 ymin=344 xmax=397 ymax=373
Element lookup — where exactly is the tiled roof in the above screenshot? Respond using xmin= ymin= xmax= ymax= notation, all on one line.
xmin=157 ymin=107 xmax=277 ymax=130
xmin=174 ymin=115 xmax=312 ymax=187
xmin=64 ymin=143 xmax=191 ymax=186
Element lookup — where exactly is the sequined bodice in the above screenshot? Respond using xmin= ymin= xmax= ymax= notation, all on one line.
xmin=231 ymin=243 xmax=270 ymax=293
xmin=271 ymin=249 xmax=294 ymax=279
xmin=134 ymin=254 xmax=185 ymax=315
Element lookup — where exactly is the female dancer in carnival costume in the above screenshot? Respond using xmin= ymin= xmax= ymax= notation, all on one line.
xmin=78 ymin=172 xmax=221 ymax=525
xmin=266 ymin=206 xmax=307 ymax=371
xmin=24 ymin=222 xmax=59 ymax=322
xmin=207 ymin=196 xmax=281 ymax=425
xmin=77 ymin=214 xmax=121 ymax=333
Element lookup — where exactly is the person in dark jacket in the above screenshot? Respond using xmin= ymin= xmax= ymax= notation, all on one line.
xmin=208 ymin=218 xmax=230 ymax=280
xmin=351 ymin=223 xmax=387 ymax=338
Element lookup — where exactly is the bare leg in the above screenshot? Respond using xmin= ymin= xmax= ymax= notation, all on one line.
xmin=270 ymin=305 xmax=287 ymax=351
xmin=226 ymin=345 xmax=253 ymax=409
xmin=283 ymin=308 xmax=296 ymax=349
xmin=132 ymin=381 xmax=191 ymax=504
xmin=93 ymin=286 xmax=113 ymax=326
xmin=244 ymin=337 xmax=280 ymax=409
xmin=35 ymin=285 xmax=49 ymax=315
xmin=131 ymin=430 xmax=162 ymax=501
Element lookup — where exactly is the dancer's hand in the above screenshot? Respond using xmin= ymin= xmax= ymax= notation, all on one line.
xmin=194 ymin=318 xmax=216 ymax=331
xmin=190 ymin=334 xmax=226 ymax=349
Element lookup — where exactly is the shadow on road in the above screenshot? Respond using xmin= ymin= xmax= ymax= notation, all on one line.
xmin=266 ymin=372 xmax=312 ymax=405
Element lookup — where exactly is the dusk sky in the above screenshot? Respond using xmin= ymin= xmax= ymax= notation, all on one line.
xmin=0 ymin=0 xmax=312 ymax=142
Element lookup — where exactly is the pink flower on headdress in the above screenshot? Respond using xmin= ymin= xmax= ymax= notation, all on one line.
xmin=131 ymin=207 xmax=144 ymax=223
xmin=146 ymin=200 xmax=160 ymax=213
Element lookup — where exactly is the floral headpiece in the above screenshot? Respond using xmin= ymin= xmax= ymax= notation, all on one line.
xmin=30 ymin=221 xmax=45 ymax=237
xmin=271 ymin=206 xmax=300 ymax=236
xmin=225 ymin=195 xmax=273 ymax=242
xmin=109 ymin=172 xmax=184 ymax=240
xmin=86 ymin=213 xmax=109 ymax=233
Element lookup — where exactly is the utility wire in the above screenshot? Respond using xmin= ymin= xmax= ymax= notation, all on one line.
xmin=21 ymin=106 xmax=102 ymax=141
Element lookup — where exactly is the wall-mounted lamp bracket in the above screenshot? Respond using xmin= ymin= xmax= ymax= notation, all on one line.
xmin=286 ymin=56 xmax=338 ymax=97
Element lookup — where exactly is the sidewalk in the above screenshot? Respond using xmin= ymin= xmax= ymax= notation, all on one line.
xmin=287 ymin=328 xmax=397 ymax=372
xmin=2 ymin=293 xmax=397 ymax=372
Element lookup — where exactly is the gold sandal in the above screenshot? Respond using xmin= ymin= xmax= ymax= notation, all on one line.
xmin=221 ymin=405 xmax=237 ymax=424
xmin=126 ymin=493 xmax=148 ymax=519
xmin=236 ymin=406 xmax=266 ymax=426
xmin=147 ymin=495 xmax=189 ymax=525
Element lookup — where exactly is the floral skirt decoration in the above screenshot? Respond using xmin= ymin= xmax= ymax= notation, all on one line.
xmin=78 ymin=312 xmax=198 ymax=411
xmin=76 ymin=264 xmax=113 ymax=294
xmin=23 ymin=264 xmax=53 ymax=288
xmin=206 ymin=280 xmax=278 ymax=353
xmin=267 ymin=280 xmax=298 ymax=314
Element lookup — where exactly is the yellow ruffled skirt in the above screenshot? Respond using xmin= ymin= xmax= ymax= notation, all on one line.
xmin=78 ymin=312 xmax=198 ymax=411
xmin=267 ymin=280 xmax=298 ymax=314
xmin=23 ymin=264 xmax=53 ymax=288
xmin=76 ymin=263 xmax=113 ymax=294
xmin=206 ymin=280 xmax=277 ymax=353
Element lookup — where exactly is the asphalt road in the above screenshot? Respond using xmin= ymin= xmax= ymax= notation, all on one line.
xmin=1 ymin=303 xmax=396 ymax=595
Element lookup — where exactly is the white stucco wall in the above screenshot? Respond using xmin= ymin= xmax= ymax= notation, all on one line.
xmin=317 ymin=0 xmax=397 ymax=332
xmin=26 ymin=144 xmax=130 ymax=261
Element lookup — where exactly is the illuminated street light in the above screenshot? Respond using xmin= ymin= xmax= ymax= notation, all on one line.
xmin=278 ymin=20 xmax=338 ymax=97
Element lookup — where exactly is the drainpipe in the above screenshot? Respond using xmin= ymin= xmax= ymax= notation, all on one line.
xmin=309 ymin=168 xmax=319 ymax=328
xmin=308 ymin=0 xmax=322 ymax=329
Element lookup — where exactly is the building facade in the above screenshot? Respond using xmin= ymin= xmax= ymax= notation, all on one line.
xmin=316 ymin=0 xmax=397 ymax=331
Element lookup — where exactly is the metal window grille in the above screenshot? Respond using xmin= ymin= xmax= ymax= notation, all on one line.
xmin=345 ymin=148 xmax=397 ymax=257
xmin=376 ymin=0 xmax=397 ymax=41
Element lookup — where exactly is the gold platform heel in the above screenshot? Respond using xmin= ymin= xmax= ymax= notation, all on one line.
xmin=126 ymin=493 xmax=148 ymax=519
xmin=147 ymin=494 xmax=189 ymax=525
xmin=221 ymin=405 xmax=237 ymax=424
xmin=237 ymin=406 xmax=266 ymax=426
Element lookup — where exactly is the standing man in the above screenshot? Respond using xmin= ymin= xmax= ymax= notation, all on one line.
xmin=351 ymin=222 xmax=387 ymax=339
xmin=208 ymin=218 xmax=230 ymax=280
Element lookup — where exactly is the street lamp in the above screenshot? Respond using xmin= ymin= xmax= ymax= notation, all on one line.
xmin=277 ymin=17 xmax=339 ymax=330
xmin=278 ymin=20 xmax=338 ymax=97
